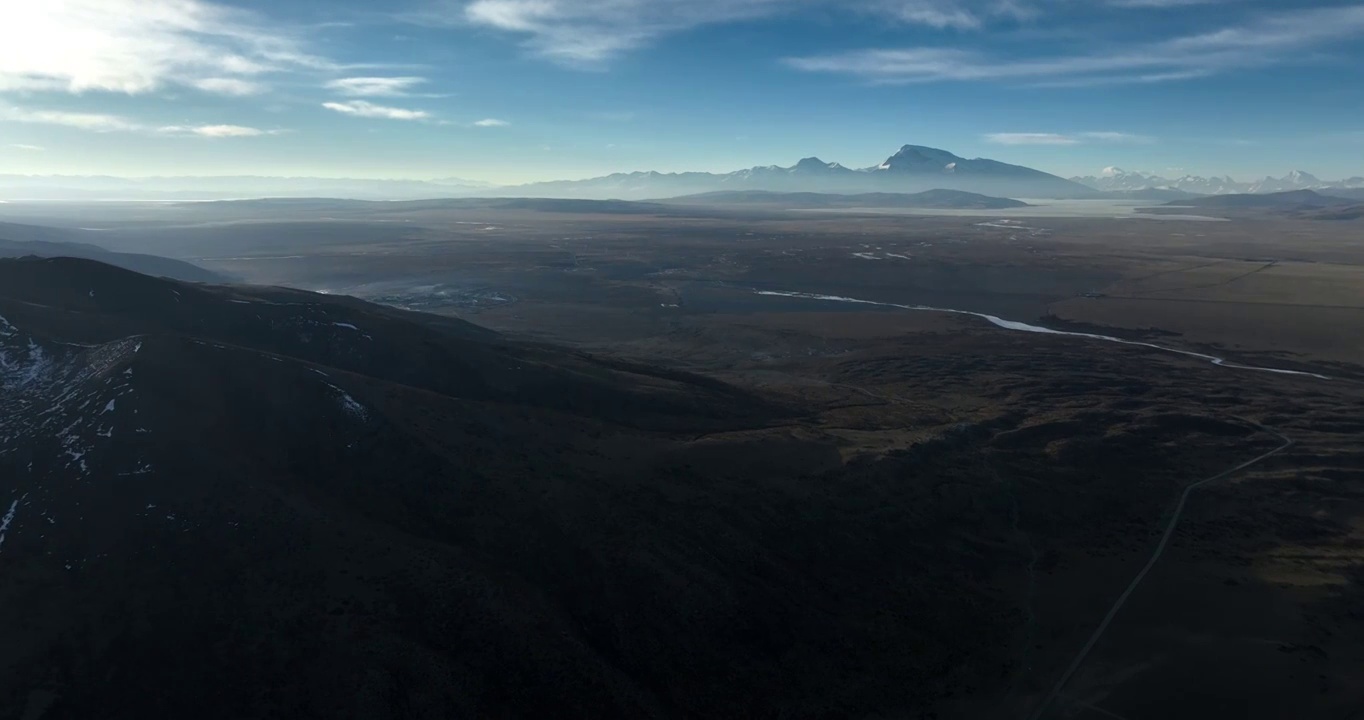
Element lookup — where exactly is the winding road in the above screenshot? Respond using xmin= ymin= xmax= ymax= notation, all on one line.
xmin=1026 ymin=425 xmax=1294 ymax=720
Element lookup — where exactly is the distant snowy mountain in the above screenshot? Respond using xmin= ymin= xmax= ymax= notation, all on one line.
xmin=508 ymin=145 xmax=1098 ymax=200
xmin=1072 ymin=168 xmax=1364 ymax=196
xmin=659 ymin=189 xmax=1029 ymax=209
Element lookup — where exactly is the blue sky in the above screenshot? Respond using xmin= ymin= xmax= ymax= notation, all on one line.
xmin=1 ymin=0 xmax=1362 ymax=184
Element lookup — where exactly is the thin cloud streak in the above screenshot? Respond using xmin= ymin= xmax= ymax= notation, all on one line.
xmin=986 ymin=131 xmax=1155 ymax=145
xmin=457 ymin=0 xmax=789 ymax=65
xmin=1108 ymin=0 xmax=1231 ymax=7
xmin=1 ymin=106 xmax=281 ymax=138
xmin=447 ymin=0 xmax=1055 ymax=65
xmin=192 ymin=78 xmax=267 ymax=96
xmin=473 ymin=118 xmax=510 ymax=127
xmin=1081 ymin=131 xmax=1155 ymax=143
xmin=0 ymin=107 xmax=144 ymax=133
xmin=984 ymin=133 xmax=1079 ymax=145
xmin=786 ymin=5 xmax=1364 ymax=85
xmin=326 ymin=76 xmax=428 ymax=97
xmin=322 ymin=100 xmax=432 ymax=121
xmin=159 ymin=124 xmax=280 ymax=138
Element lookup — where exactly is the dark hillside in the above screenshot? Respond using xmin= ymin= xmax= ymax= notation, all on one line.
xmin=0 ymin=257 xmax=1293 ymax=720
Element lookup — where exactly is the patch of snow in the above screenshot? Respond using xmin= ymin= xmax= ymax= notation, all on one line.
xmin=337 ymin=392 xmax=368 ymax=420
xmin=0 ymin=340 xmax=54 ymax=390
xmin=332 ymin=322 xmax=359 ymax=331
xmin=321 ymin=381 xmax=369 ymax=421
xmin=0 ymin=498 xmax=19 ymax=552
xmin=102 ymin=399 xmax=116 ymax=414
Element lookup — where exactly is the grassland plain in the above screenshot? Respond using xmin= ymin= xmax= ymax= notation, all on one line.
xmin=2 ymin=200 xmax=1362 ymax=718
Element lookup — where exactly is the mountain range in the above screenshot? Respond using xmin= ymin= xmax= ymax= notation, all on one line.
xmin=0 ymin=146 xmax=1098 ymax=202
xmin=1071 ymin=167 xmax=1364 ymax=196
xmin=0 ymin=222 xmax=227 ymax=282
xmin=507 ymin=146 xmax=1098 ymax=200
xmin=657 ymin=189 xmax=1030 ymax=209
xmin=6 ymin=148 xmax=1359 ymax=203
xmin=1148 ymin=189 xmax=1364 ymax=221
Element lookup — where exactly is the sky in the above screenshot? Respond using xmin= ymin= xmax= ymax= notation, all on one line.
xmin=1 ymin=0 xmax=1362 ymax=184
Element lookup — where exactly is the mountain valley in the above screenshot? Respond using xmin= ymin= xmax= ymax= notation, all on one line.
xmin=1 ymin=197 xmax=1363 ymax=718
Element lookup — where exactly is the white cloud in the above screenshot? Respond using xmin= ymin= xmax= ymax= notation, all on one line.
xmin=0 ymin=106 xmax=144 ymax=132
xmin=322 ymin=100 xmax=431 ymax=121
xmin=1080 ymin=131 xmax=1154 ymax=144
xmin=0 ymin=0 xmax=333 ymax=95
xmin=985 ymin=133 xmax=1080 ymax=145
xmin=986 ymin=131 xmax=1155 ymax=145
xmin=871 ymin=1 xmax=983 ymax=29
xmin=159 ymin=124 xmax=277 ymax=137
xmin=1108 ymin=0 xmax=1229 ymax=7
xmin=2 ymin=106 xmax=280 ymax=137
xmin=787 ymin=5 xmax=1364 ymax=85
xmin=326 ymin=76 xmax=428 ymax=97
xmin=449 ymin=1 xmax=1265 ymax=66
xmin=473 ymin=118 xmax=510 ymax=127
xmin=7 ymin=144 xmax=44 ymax=151
xmin=192 ymin=78 xmax=266 ymax=96
xmin=452 ymin=0 xmax=1041 ymax=65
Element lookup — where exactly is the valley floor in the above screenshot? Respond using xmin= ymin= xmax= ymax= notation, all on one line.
xmin=2 ymin=204 xmax=1362 ymax=718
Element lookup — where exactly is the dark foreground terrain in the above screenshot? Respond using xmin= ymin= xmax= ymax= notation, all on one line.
xmin=1 ymin=198 xmax=1363 ymax=719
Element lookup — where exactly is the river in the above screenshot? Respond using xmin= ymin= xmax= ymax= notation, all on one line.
xmin=753 ymin=290 xmax=1329 ymax=381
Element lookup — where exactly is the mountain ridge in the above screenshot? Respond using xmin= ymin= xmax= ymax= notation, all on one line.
xmin=504 ymin=145 xmax=1097 ymax=200
xmin=1 ymin=145 xmax=1096 ymax=201
xmin=1073 ymin=167 xmax=1364 ymax=196
xmin=0 ymin=256 xmax=1036 ymax=718
xmin=656 ymin=189 xmax=1029 ymax=209
xmin=6 ymin=153 xmax=1358 ymax=202
xmin=0 ymin=222 xmax=227 ymax=283
xmin=504 ymin=143 xmax=1096 ymax=199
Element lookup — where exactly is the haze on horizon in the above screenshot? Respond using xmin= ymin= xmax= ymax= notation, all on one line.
xmin=1 ymin=0 xmax=1362 ymax=186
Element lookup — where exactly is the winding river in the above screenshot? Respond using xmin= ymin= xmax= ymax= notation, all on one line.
xmin=753 ymin=290 xmax=1330 ymax=381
